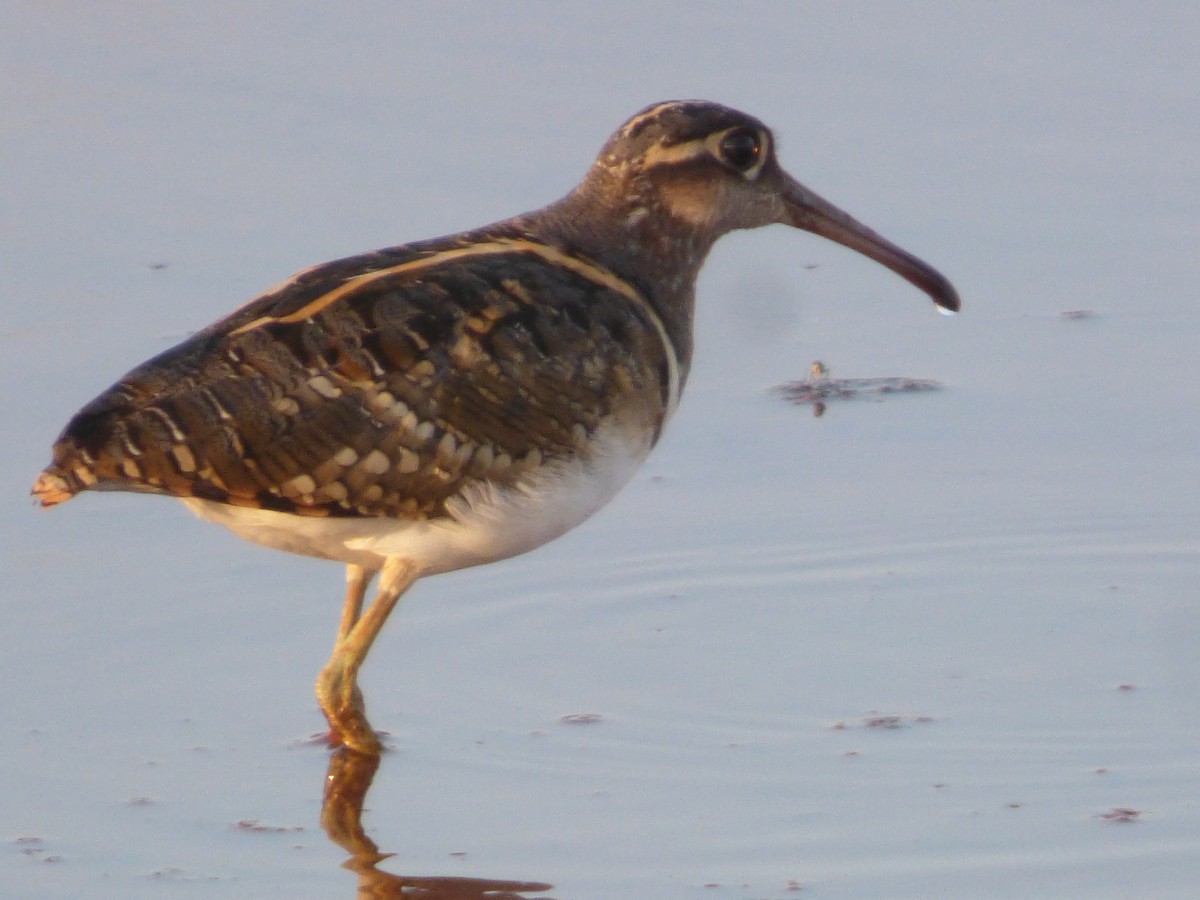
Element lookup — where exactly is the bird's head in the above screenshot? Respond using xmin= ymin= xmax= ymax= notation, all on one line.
xmin=568 ymin=100 xmax=959 ymax=313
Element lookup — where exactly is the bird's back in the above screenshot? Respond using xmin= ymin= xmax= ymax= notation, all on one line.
xmin=33 ymin=225 xmax=678 ymax=526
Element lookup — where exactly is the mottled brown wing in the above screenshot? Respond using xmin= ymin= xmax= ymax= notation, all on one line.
xmin=36 ymin=238 xmax=674 ymax=520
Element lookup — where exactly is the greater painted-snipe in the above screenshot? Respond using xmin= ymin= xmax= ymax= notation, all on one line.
xmin=33 ymin=100 xmax=959 ymax=754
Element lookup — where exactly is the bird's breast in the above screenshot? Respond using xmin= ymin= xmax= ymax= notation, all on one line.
xmin=181 ymin=413 xmax=657 ymax=574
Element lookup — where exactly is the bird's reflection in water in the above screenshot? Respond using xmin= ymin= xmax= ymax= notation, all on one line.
xmin=321 ymin=748 xmax=555 ymax=899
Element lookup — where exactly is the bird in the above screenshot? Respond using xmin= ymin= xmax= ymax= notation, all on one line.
xmin=32 ymin=100 xmax=960 ymax=755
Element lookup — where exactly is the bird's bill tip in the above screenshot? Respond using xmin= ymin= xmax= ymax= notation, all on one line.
xmin=926 ymin=272 xmax=961 ymax=314
xmin=778 ymin=174 xmax=960 ymax=314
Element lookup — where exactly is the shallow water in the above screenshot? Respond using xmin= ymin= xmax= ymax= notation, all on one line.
xmin=4 ymin=3 xmax=1199 ymax=898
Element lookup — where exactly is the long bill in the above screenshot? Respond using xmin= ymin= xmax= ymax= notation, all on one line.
xmin=780 ymin=173 xmax=961 ymax=313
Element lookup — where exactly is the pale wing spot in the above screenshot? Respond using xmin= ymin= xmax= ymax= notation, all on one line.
xmin=450 ymin=333 xmax=483 ymax=368
xmin=308 ymin=376 xmax=342 ymax=399
xmin=370 ymin=391 xmax=396 ymax=412
xmin=172 ymin=444 xmax=198 ymax=473
xmin=74 ymin=467 xmax=99 ymax=486
xmin=435 ymin=433 xmax=458 ymax=466
xmin=409 ymin=360 xmax=436 ymax=381
xmin=318 ymin=481 xmax=348 ymax=502
xmin=362 ymin=450 xmax=390 ymax=476
xmin=453 ymin=442 xmax=474 ymax=469
xmin=499 ymin=278 xmax=535 ymax=305
xmin=201 ymin=467 xmax=228 ymax=492
xmin=120 ymin=459 xmax=142 ymax=479
xmin=147 ymin=407 xmax=187 ymax=442
xmin=273 ymin=396 xmax=301 ymax=416
xmin=334 ymin=447 xmax=359 ymax=467
xmin=396 ymin=448 xmax=420 ymax=474
xmin=625 ymin=207 xmax=650 ymax=227
xmin=413 ymin=421 xmax=436 ymax=445
xmin=225 ymin=428 xmax=246 ymax=459
xmin=201 ymin=387 xmax=236 ymax=422
xmin=473 ymin=444 xmax=494 ymax=471
xmin=285 ymin=474 xmax=317 ymax=495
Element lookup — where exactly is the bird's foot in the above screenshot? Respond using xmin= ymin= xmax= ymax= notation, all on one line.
xmin=316 ymin=661 xmax=383 ymax=756
xmin=327 ymin=719 xmax=383 ymax=756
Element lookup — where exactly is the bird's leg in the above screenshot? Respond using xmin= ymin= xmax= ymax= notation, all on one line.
xmin=317 ymin=557 xmax=418 ymax=755
xmin=336 ymin=564 xmax=376 ymax=646
xmin=319 ymin=564 xmax=376 ymax=745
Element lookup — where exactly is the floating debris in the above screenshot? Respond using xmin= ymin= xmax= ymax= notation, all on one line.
xmin=13 ymin=836 xmax=53 ymax=861
xmin=1060 ymin=309 xmax=1098 ymax=320
xmin=1098 ymin=807 xmax=1143 ymax=823
xmin=774 ymin=361 xmax=943 ymax=414
xmin=147 ymin=866 xmax=220 ymax=882
xmin=831 ymin=714 xmax=934 ymax=730
xmin=233 ymin=819 xmax=304 ymax=834
xmin=559 ymin=713 xmax=604 ymax=725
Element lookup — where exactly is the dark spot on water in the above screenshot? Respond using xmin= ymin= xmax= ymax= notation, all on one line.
xmin=560 ymin=713 xmax=604 ymax=725
xmin=832 ymin=714 xmax=934 ymax=730
xmin=234 ymin=819 xmax=304 ymax=834
xmin=774 ymin=362 xmax=943 ymax=412
xmin=1099 ymin=807 xmax=1142 ymax=823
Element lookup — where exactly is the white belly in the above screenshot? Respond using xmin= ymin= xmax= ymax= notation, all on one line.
xmin=180 ymin=423 xmax=653 ymax=575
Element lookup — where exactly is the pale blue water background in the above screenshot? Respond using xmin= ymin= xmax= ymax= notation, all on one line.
xmin=3 ymin=3 xmax=1198 ymax=897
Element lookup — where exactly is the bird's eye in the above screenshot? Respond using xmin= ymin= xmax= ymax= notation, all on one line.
xmin=717 ymin=129 xmax=762 ymax=172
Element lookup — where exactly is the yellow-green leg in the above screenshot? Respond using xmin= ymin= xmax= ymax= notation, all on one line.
xmin=336 ymin=564 xmax=375 ymax=644
xmin=316 ymin=558 xmax=418 ymax=755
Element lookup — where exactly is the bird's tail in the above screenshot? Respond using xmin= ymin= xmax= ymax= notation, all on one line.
xmin=31 ymin=466 xmax=79 ymax=508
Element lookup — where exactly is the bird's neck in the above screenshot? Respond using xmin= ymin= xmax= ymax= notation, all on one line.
xmin=524 ymin=168 xmax=723 ymax=380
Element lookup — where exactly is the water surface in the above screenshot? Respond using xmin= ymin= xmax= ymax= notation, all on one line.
xmin=4 ymin=3 xmax=1198 ymax=897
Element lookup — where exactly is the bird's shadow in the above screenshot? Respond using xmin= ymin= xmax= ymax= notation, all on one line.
xmin=320 ymin=748 xmax=555 ymax=899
